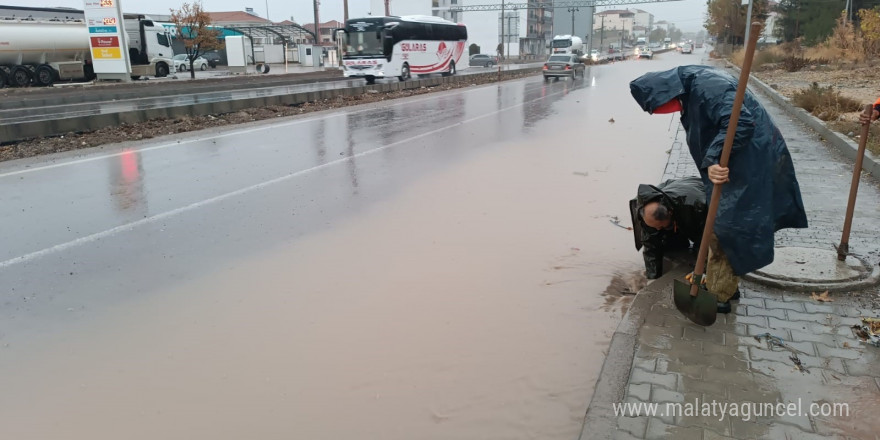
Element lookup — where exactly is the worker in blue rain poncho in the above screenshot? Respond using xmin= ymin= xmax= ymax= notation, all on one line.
xmin=630 ymin=65 xmax=808 ymax=313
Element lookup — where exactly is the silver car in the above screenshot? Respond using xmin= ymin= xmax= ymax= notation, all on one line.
xmin=469 ymin=54 xmax=499 ymax=67
xmin=172 ymin=54 xmax=209 ymax=72
xmin=543 ymin=54 xmax=585 ymax=80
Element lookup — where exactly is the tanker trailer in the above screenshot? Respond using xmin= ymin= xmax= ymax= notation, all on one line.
xmin=0 ymin=17 xmax=172 ymax=87
xmin=0 ymin=18 xmax=95 ymax=87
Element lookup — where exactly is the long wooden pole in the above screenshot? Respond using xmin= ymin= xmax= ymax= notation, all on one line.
xmin=837 ymin=104 xmax=873 ymax=260
xmin=690 ymin=22 xmax=762 ymax=296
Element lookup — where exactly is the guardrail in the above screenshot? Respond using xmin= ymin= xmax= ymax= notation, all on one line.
xmin=0 ymin=67 xmax=542 ymax=145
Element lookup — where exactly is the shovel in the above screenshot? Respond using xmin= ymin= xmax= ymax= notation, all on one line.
xmin=673 ymin=22 xmax=762 ymax=326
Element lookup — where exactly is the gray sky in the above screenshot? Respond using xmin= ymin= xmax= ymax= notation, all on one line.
xmin=11 ymin=0 xmax=707 ymax=32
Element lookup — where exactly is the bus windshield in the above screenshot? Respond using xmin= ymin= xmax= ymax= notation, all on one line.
xmin=344 ymin=31 xmax=384 ymax=57
xmin=344 ymin=19 xmax=386 ymax=57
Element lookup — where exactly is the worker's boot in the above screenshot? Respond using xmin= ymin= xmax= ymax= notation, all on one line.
xmin=717 ymin=300 xmax=732 ymax=314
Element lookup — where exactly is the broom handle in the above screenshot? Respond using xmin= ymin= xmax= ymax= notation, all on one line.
xmin=690 ymin=23 xmax=762 ymax=296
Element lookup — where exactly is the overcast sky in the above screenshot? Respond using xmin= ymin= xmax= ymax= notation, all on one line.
xmin=12 ymin=0 xmax=708 ymax=32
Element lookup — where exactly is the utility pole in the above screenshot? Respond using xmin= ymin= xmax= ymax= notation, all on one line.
xmin=744 ymin=0 xmax=754 ymax=47
xmin=384 ymin=0 xmax=390 ymax=16
xmin=600 ymin=14 xmax=605 ymax=52
xmin=507 ymin=13 xmax=513 ymax=60
xmin=313 ymin=0 xmax=320 ymax=44
xmin=265 ymin=0 xmax=270 ymax=21
xmin=500 ymin=0 xmax=505 ymax=60
xmin=568 ymin=7 xmax=579 ymax=35
xmin=344 ymin=0 xmax=349 ymax=22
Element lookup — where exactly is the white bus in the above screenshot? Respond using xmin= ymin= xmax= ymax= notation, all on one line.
xmin=338 ymin=15 xmax=468 ymax=84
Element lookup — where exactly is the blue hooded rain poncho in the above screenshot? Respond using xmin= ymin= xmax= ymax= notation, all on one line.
xmin=630 ymin=65 xmax=808 ymax=275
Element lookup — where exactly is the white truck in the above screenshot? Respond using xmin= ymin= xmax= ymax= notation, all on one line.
xmin=551 ymin=35 xmax=584 ymax=56
xmin=0 ymin=16 xmax=173 ymax=87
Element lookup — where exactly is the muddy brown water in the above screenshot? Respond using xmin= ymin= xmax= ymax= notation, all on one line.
xmin=0 ymin=63 xmax=675 ymax=439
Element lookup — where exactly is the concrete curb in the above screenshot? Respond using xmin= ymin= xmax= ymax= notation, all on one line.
xmin=579 ymin=264 xmax=688 ymax=440
xmin=726 ymin=62 xmax=880 ymax=177
xmin=0 ymin=68 xmax=541 ymax=144
xmin=745 ymin=259 xmax=880 ymax=293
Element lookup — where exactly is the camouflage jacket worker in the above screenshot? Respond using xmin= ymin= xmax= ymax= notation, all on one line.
xmin=629 ymin=177 xmax=707 ymax=279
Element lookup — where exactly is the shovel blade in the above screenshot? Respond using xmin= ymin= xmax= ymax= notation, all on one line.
xmin=672 ymin=278 xmax=718 ymax=326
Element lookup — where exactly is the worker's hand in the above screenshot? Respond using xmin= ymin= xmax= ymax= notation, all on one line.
xmin=684 ymin=272 xmax=707 ymax=285
xmin=707 ymin=164 xmax=729 ymax=184
xmin=860 ymin=109 xmax=878 ymax=126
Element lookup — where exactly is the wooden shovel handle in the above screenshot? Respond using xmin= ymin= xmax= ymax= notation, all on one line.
xmin=690 ymin=22 xmax=762 ymax=296
xmin=838 ymin=104 xmax=873 ymax=260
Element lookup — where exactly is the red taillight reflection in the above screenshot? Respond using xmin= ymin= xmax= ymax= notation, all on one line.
xmin=120 ymin=149 xmax=139 ymax=183
xmin=565 ymin=65 xmax=571 ymax=70
xmin=543 ymin=64 xmax=548 ymax=70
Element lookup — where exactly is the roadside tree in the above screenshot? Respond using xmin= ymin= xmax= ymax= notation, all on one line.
xmin=170 ymin=1 xmax=223 ymax=79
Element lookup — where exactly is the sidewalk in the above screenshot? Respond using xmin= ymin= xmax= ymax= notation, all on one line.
xmin=581 ymin=73 xmax=880 ymax=439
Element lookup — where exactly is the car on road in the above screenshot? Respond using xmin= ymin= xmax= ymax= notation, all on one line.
xmin=608 ymin=48 xmax=626 ymax=61
xmin=681 ymin=44 xmax=693 ymax=54
xmin=588 ymin=49 xmax=601 ymax=62
xmin=635 ymin=46 xmax=653 ymax=59
xmin=543 ymin=54 xmax=585 ymax=80
xmin=172 ymin=54 xmax=210 ymax=72
xmin=469 ymin=54 xmax=499 ymax=67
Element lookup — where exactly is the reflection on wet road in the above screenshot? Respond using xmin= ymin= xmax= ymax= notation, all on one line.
xmin=1 ymin=55 xmax=688 ymax=439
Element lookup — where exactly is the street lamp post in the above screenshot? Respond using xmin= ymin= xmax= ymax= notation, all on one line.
xmin=568 ymin=7 xmax=579 ymax=35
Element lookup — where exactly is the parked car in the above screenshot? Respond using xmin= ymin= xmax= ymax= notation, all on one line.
xmin=469 ymin=53 xmax=499 ymax=67
xmin=543 ymin=54 xmax=585 ymax=80
xmin=201 ymin=51 xmax=222 ymax=68
xmin=172 ymin=54 xmax=209 ymax=72
xmin=635 ymin=46 xmax=653 ymax=59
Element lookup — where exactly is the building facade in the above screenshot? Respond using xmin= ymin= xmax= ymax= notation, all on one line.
xmin=591 ymin=8 xmax=653 ymax=51
xmin=551 ymin=6 xmax=593 ymax=47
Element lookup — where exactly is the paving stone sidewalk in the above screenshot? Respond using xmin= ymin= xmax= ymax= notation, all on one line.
xmin=588 ymin=80 xmax=880 ymax=439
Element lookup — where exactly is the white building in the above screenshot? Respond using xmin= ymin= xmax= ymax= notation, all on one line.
xmin=591 ymin=8 xmax=654 ymax=50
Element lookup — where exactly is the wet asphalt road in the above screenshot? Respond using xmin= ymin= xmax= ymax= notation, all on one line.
xmin=1 ymin=51 xmax=708 ymax=439
xmin=0 ymin=63 xmax=541 ymax=125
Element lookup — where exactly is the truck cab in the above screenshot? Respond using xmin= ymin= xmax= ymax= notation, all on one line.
xmin=123 ymin=16 xmax=173 ymax=79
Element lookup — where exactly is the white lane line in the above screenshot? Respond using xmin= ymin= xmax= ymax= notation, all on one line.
xmin=0 ymin=77 xmax=545 ymax=179
xmin=0 ymin=85 xmax=565 ymax=269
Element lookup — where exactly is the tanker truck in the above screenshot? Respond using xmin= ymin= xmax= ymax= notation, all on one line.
xmin=550 ymin=35 xmax=584 ymax=56
xmin=0 ymin=16 xmax=173 ymax=87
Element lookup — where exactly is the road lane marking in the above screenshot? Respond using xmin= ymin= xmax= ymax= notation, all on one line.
xmin=0 ymin=83 xmax=573 ymax=269
xmin=0 ymin=78 xmax=549 ymax=179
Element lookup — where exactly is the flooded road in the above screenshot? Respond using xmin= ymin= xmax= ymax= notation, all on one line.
xmin=0 ymin=54 xmax=693 ymax=439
